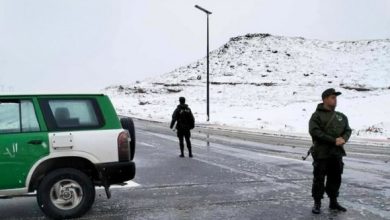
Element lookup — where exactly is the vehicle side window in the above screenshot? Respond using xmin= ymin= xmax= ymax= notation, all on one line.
xmin=0 ymin=101 xmax=21 ymax=133
xmin=21 ymin=100 xmax=40 ymax=132
xmin=45 ymin=99 xmax=102 ymax=129
xmin=0 ymin=100 xmax=40 ymax=134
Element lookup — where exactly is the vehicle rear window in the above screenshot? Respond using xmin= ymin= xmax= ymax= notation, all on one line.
xmin=40 ymin=98 xmax=104 ymax=131
xmin=0 ymin=100 xmax=40 ymax=134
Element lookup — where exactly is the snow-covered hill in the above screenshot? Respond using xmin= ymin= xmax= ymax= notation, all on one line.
xmin=106 ymin=33 xmax=390 ymax=140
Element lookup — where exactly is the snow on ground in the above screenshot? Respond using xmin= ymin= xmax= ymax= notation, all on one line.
xmin=105 ymin=33 xmax=390 ymax=141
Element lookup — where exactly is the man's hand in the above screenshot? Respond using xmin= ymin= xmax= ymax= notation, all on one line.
xmin=335 ymin=137 xmax=346 ymax=146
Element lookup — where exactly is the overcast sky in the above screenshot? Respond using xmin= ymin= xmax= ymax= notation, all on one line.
xmin=0 ymin=0 xmax=389 ymax=93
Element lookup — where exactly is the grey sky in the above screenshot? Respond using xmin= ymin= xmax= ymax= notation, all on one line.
xmin=0 ymin=0 xmax=389 ymax=93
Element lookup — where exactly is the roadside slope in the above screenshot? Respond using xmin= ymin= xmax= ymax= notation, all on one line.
xmin=106 ymin=33 xmax=390 ymax=140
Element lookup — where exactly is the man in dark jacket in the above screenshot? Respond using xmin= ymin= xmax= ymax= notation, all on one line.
xmin=309 ymin=88 xmax=352 ymax=214
xmin=170 ymin=97 xmax=195 ymax=158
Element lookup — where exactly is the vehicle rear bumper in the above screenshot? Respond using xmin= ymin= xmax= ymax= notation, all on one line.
xmin=95 ymin=161 xmax=136 ymax=186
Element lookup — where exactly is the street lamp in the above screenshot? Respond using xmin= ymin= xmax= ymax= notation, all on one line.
xmin=195 ymin=5 xmax=212 ymax=122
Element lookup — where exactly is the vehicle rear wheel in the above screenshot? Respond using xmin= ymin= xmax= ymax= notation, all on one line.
xmin=37 ymin=168 xmax=95 ymax=219
xmin=120 ymin=117 xmax=136 ymax=160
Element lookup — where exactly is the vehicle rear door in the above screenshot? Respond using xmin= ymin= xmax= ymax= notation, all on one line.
xmin=0 ymin=99 xmax=49 ymax=189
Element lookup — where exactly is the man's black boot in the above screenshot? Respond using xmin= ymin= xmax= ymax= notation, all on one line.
xmin=312 ymin=200 xmax=321 ymax=214
xmin=329 ymin=198 xmax=347 ymax=212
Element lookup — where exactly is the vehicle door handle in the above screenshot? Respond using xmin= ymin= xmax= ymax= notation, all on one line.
xmin=28 ymin=140 xmax=43 ymax=145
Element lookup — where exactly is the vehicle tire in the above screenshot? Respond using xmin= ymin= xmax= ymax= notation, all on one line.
xmin=36 ymin=168 xmax=95 ymax=219
xmin=120 ymin=117 xmax=136 ymax=160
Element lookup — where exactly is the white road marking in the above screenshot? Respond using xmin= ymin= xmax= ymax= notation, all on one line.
xmin=96 ymin=180 xmax=140 ymax=190
xmin=10 ymin=181 xmax=141 ymax=197
xmin=110 ymin=180 xmax=140 ymax=189
xmin=138 ymin=141 xmax=155 ymax=147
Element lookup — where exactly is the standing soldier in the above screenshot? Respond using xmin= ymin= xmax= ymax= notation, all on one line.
xmin=170 ymin=97 xmax=195 ymax=158
xmin=309 ymin=88 xmax=352 ymax=214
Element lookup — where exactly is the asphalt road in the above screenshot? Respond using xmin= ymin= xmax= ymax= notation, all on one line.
xmin=1 ymin=119 xmax=389 ymax=220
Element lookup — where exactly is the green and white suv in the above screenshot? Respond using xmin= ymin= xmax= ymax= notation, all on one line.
xmin=0 ymin=94 xmax=136 ymax=219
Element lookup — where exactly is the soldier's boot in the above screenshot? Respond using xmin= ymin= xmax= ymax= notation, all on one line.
xmin=312 ymin=199 xmax=321 ymax=214
xmin=179 ymin=143 xmax=185 ymax=157
xmin=329 ymin=198 xmax=347 ymax=212
xmin=188 ymin=146 xmax=193 ymax=158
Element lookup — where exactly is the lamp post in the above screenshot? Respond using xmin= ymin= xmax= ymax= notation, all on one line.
xmin=195 ymin=5 xmax=212 ymax=122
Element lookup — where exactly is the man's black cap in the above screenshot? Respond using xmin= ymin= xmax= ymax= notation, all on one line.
xmin=322 ymin=88 xmax=342 ymax=100
xmin=179 ymin=97 xmax=186 ymax=103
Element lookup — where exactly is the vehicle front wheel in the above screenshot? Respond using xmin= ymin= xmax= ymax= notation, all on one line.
xmin=36 ymin=168 xmax=96 ymax=219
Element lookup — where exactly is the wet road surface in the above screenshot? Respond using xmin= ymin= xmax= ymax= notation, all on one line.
xmin=1 ymin=119 xmax=389 ymax=219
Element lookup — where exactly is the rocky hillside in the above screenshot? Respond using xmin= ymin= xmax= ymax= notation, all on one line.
xmin=106 ymin=33 xmax=390 ymax=139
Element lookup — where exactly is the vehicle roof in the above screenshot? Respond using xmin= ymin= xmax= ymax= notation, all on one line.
xmin=0 ymin=93 xmax=106 ymax=98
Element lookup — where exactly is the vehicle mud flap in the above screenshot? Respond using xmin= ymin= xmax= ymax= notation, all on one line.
xmin=98 ymin=168 xmax=112 ymax=199
xmin=104 ymin=185 xmax=111 ymax=199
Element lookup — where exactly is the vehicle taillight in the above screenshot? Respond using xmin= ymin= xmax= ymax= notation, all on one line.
xmin=118 ymin=131 xmax=130 ymax=162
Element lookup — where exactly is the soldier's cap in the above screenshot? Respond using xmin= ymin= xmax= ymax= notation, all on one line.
xmin=322 ymin=88 xmax=342 ymax=100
